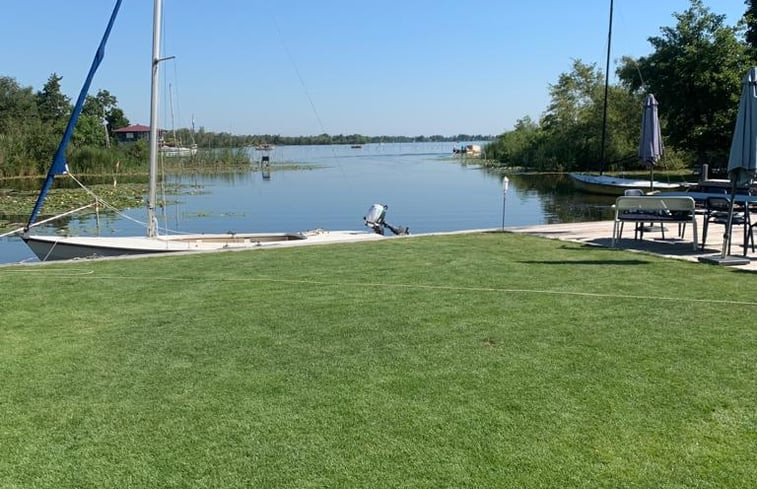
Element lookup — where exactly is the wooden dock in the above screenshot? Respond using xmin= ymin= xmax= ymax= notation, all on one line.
xmin=506 ymin=215 xmax=757 ymax=272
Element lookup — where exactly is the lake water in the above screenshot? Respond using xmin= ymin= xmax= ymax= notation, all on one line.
xmin=0 ymin=142 xmax=618 ymax=264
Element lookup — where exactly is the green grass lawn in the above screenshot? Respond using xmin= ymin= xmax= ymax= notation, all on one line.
xmin=1 ymin=233 xmax=755 ymax=488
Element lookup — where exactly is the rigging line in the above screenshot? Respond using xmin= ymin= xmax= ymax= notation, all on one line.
xmin=171 ymin=63 xmax=184 ymax=142
xmin=0 ymin=203 xmax=96 ymax=239
xmin=0 ymin=227 xmax=26 ymax=239
xmin=66 ymin=171 xmax=191 ymax=236
xmin=65 ymin=172 xmax=149 ymax=228
xmin=9 ymin=272 xmax=757 ymax=307
xmin=268 ymin=11 xmax=347 ymax=177
xmin=269 ymin=14 xmax=328 ymax=135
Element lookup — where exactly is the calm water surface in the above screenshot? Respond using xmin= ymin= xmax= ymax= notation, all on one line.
xmin=1 ymin=142 xmax=617 ymax=264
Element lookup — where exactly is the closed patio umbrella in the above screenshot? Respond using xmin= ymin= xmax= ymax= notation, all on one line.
xmin=701 ymin=67 xmax=757 ymax=265
xmin=728 ymin=68 xmax=757 ymax=189
xmin=638 ymin=94 xmax=663 ymax=190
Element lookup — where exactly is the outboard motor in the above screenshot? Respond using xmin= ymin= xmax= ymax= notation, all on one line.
xmin=363 ymin=203 xmax=409 ymax=236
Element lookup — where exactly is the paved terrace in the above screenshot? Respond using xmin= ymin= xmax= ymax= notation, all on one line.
xmin=505 ymin=215 xmax=757 ymax=272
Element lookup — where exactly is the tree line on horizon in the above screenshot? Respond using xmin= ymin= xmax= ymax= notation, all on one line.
xmin=181 ymin=130 xmax=492 ymax=149
xmin=485 ymin=0 xmax=757 ymax=174
xmin=0 ymin=70 xmax=490 ymax=178
xmin=6 ymin=0 xmax=748 ymax=179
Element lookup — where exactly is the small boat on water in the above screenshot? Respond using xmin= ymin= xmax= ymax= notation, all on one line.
xmin=453 ymin=144 xmax=481 ymax=156
xmin=20 ymin=0 xmax=392 ymax=262
xmin=160 ymin=142 xmax=197 ymax=157
xmin=569 ymin=173 xmax=680 ymax=196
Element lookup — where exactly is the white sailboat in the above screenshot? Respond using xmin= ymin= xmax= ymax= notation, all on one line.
xmin=21 ymin=0 xmax=385 ymax=261
xmin=159 ymin=82 xmax=198 ymax=157
xmin=569 ymin=0 xmax=680 ymax=195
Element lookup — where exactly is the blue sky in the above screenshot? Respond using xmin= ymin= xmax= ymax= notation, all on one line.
xmin=1 ymin=1 xmax=746 ymax=137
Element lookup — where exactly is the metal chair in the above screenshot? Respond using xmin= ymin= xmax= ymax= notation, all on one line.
xmin=700 ymin=196 xmax=748 ymax=254
xmin=745 ymin=203 xmax=756 ymax=254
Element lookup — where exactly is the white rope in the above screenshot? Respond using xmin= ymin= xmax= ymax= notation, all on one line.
xmin=2 ymin=270 xmax=756 ymax=307
xmin=0 ymin=226 xmax=27 ymax=239
xmin=0 ymin=203 xmax=97 ymax=239
xmin=66 ymin=172 xmax=150 ymax=229
xmin=66 ymin=171 xmax=196 ymax=236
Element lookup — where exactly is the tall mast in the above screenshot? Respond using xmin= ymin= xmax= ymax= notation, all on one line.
xmin=147 ymin=0 xmax=162 ymax=238
xmin=598 ymin=0 xmax=613 ymax=175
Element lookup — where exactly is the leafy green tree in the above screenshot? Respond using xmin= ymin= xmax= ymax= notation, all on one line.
xmin=35 ymin=73 xmax=70 ymax=126
xmin=0 ymin=76 xmax=37 ymax=132
xmin=485 ymin=59 xmax=640 ymax=172
xmin=745 ymin=0 xmax=757 ymax=54
xmin=486 ymin=117 xmax=543 ymax=168
xmin=73 ymin=114 xmax=107 ymax=147
xmin=0 ymin=76 xmax=50 ymax=176
xmin=106 ymin=107 xmax=129 ymax=133
xmin=82 ymin=89 xmax=129 ymax=143
xmin=618 ymin=0 xmax=749 ymax=166
xmin=540 ymin=60 xmax=639 ymax=171
xmin=539 ymin=60 xmax=604 ymax=170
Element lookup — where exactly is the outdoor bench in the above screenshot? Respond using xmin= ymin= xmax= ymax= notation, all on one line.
xmin=611 ymin=195 xmax=698 ymax=250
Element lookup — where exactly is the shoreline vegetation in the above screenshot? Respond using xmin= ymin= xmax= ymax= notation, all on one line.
xmin=1 ymin=71 xmax=490 ymax=180
xmin=483 ymin=3 xmax=754 ymax=175
xmin=0 ymin=157 xmax=321 ymax=234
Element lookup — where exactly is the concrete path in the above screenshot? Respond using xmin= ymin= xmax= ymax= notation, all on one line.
xmin=506 ymin=215 xmax=757 ymax=272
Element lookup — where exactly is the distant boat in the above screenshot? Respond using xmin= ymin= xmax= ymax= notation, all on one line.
xmin=453 ymin=144 xmax=481 ymax=156
xmin=160 ymin=142 xmax=197 ymax=157
xmin=21 ymin=0 xmax=385 ymax=261
xmin=351 ymin=144 xmax=362 ymax=149
xmin=160 ymin=82 xmax=197 ymax=157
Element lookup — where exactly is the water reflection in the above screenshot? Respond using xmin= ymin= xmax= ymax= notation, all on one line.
xmin=500 ymin=172 xmax=616 ymax=223
xmin=2 ymin=143 xmax=619 ymax=263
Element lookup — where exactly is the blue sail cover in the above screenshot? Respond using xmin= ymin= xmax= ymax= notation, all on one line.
xmin=26 ymin=0 xmax=123 ymax=229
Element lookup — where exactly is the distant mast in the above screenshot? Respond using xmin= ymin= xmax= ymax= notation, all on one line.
xmin=598 ymin=0 xmax=613 ymax=175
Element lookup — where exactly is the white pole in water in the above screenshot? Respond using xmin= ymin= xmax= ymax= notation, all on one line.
xmin=501 ymin=176 xmax=510 ymax=230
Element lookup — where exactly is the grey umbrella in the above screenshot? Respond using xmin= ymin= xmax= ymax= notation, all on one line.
xmin=703 ymin=67 xmax=757 ymax=264
xmin=638 ymin=93 xmax=663 ymax=190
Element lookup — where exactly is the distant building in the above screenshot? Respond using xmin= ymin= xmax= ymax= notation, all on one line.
xmin=112 ymin=124 xmax=164 ymax=144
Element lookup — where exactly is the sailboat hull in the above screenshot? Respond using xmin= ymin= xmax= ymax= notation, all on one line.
xmin=160 ymin=145 xmax=198 ymax=157
xmin=22 ymin=230 xmax=383 ymax=262
xmin=569 ymin=173 xmax=681 ymax=196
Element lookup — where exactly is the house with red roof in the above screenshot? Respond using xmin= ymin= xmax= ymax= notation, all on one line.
xmin=112 ymin=124 xmax=165 ymax=144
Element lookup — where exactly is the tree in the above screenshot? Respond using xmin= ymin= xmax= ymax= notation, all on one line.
xmin=618 ymin=0 xmax=749 ymax=166
xmin=82 ymin=89 xmax=129 ymax=143
xmin=72 ymin=114 xmax=107 ymax=147
xmin=539 ymin=60 xmax=638 ymax=171
xmin=484 ymin=59 xmax=641 ymax=172
xmin=35 ymin=73 xmax=70 ymax=126
xmin=745 ymin=0 xmax=757 ymax=53
xmin=106 ymin=107 xmax=129 ymax=133
xmin=0 ymin=77 xmax=41 ymax=175
xmin=0 ymin=76 xmax=38 ymax=133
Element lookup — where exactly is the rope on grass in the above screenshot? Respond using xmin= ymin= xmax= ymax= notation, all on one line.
xmin=226 ymin=277 xmax=757 ymax=307
xmin=0 ymin=268 xmax=95 ymax=276
xmin=2 ymin=270 xmax=757 ymax=307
